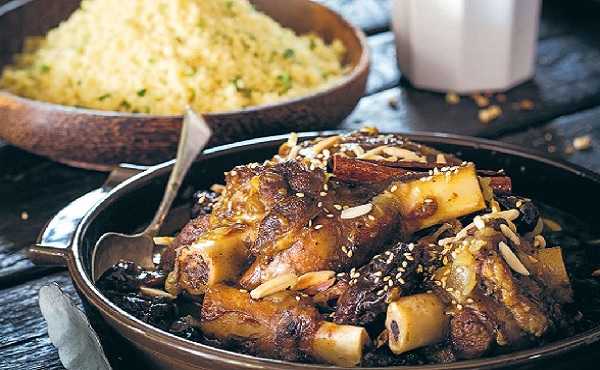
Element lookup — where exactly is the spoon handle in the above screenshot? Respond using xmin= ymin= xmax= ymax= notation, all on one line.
xmin=144 ymin=108 xmax=212 ymax=237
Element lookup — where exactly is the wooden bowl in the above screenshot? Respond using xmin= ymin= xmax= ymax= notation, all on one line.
xmin=0 ymin=0 xmax=369 ymax=171
xmin=29 ymin=132 xmax=600 ymax=369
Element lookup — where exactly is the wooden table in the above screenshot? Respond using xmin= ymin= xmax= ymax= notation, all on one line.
xmin=2 ymin=0 xmax=600 ymax=368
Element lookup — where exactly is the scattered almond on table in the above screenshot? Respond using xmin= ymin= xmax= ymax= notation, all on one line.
xmin=445 ymin=92 xmax=460 ymax=104
xmin=573 ymin=135 xmax=592 ymax=151
xmin=478 ymin=105 xmax=502 ymax=124
xmin=471 ymin=94 xmax=490 ymax=107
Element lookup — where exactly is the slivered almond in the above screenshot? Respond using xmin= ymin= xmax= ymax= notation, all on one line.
xmin=210 ymin=184 xmax=226 ymax=193
xmin=293 ymin=270 xmax=336 ymax=291
xmin=140 ymin=286 xmax=177 ymax=300
xmin=483 ymin=209 xmax=520 ymax=221
xmin=287 ymin=132 xmax=298 ymax=147
xmin=382 ymin=146 xmax=425 ymax=162
xmin=499 ymin=241 xmax=530 ymax=276
xmin=500 ymin=224 xmax=520 ymax=245
xmin=312 ymin=135 xmax=341 ymax=154
xmin=250 ymin=273 xmax=298 ymax=299
xmin=153 ymin=236 xmax=175 ymax=246
xmin=359 ymin=145 xmax=387 ymax=159
xmin=534 ymin=235 xmax=546 ymax=248
xmin=436 ymin=154 xmax=447 ymax=164
xmin=341 ymin=203 xmax=373 ymax=219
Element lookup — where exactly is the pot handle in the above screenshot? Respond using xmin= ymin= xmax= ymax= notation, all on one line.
xmin=28 ymin=163 xmax=149 ymax=266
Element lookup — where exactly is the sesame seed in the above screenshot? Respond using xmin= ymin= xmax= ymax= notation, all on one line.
xmin=398 ymin=277 xmax=405 ymax=284
xmin=390 ymin=185 xmax=398 ymax=192
xmin=317 ymin=201 xmax=323 ymax=207
xmin=374 ymin=271 xmax=383 ymax=277
xmin=402 ymin=261 xmax=408 ymax=268
xmin=408 ymin=243 xmax=415 ymax=251
xmin=347 ymin=250 xmax=353 ymax=258
xmin=296 ymin=192 xmax=305 ymax=198
xmin=376 ymin=290 xmax=385 ymax=296
xmin=374 ymin=277 xmax=380 ymax=284
xmin=323 ymin=183 xmax=329 ymax=191
xmin=314 ymin=224 xmax=323 ymax=230
xmin=333 ymin=204 xmax=342 ymax=210
xmin=337 ymin=272 xmax=346 ymax=277
xmin=295 ymin=296 xmax=301 ymax=301
xmin=457 ymin=304 xmax=463 ymax=310
xmin=326 ymin=213 xmax=334 ymax=218
xmin=368 ymin=215 xmax=375 ymax=221
xmin=383 ymin=285 xmax=389 ymax=291
xmin=341 ymin=246 xmax=348 ymax=253
xmin=239 ymin=289 xmax=248 ymax=293
xmin=388 ymin=280 xmax=394 ymax=287
xmin=320 ymin=192 xmax=327 ymax=197
xmin=383 ymin=276 xmax=391 ymax=282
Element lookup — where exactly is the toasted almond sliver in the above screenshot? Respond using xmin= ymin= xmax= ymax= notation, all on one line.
xmin=153 ymin=236 xmax=175 ymax=246
xmin=359 ymin=145 xmax=387 ymax=160
xmin=293 ymin=270 xmax=336 ymax=291
xmin=340 ymin=203 xmax=373 ymax=219
xmin=534 ymin=235 xmax=546 ymax=248
xmin=250 ymin=273 xmax=298 ymax=299
xmin=210 ymin=184 xmax=226 ymax=193
xmin=500 ymin=224 xmax=521 ymax=246
xmin=436 ymin=154 xmax=447 ymax=164
xmin=140 ymin=286 xmax=177 ymax=300
xmin=499 ymin=241 xmax=530 ymax=276
xmin=382 ymin=146 xmax=424 ymax=162
xmin=312 ymin=135 xmax=341 ymax=154
xmin=287 ymin=132 xmax=298 ymax=147
xmin=483 ymin=209 xmax=520 ymax=222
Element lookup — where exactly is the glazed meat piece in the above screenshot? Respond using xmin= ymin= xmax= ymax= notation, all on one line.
xmin=200 ymin=284 xmax=369 ymax=366
xmin=334 ymin=242 xmax=423 ymax=326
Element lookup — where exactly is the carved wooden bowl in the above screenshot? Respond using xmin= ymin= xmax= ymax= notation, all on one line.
xmin=0 ymin=0 xmax=369 ymax=170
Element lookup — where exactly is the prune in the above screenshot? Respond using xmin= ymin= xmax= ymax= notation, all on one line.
xmin=497 ymin=196 xmax=540 ymax=233
xmin=96 ymin=260 xmax=166 ymax=293
xmin=107 ymin=291 xmax=176 ymax=331
xmin=169 ymin=319 xmax=203 ymax=341
xmin=334 ymin=242 xmax=422 ymax=326
xmin=191 ymin=190 xmax=220 ymax=218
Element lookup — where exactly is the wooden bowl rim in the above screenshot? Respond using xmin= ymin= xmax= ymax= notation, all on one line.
xmin=0 ymin=0 xmax=370 ymax=118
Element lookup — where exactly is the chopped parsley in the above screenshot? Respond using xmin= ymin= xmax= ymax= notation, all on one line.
xmin=277 ymin=72 xmax=292 ymax=94
xmin=120 ymin=100 xmax=131 ymax=109
xmin=137 ymin=89 xmax=147 ymax=97
xmin=40 ymin=64 xmax=50 ymax=73
xmin=283 ymin=48 xmax=295 ymax=59
xmin=98 ymin=93 xmax=111 ymax=101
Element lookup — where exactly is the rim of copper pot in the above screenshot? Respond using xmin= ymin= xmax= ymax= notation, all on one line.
xmin=67 ymin=131 xmax=600 ymax=370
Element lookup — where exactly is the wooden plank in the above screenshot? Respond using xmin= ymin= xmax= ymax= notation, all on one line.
xmin=342 ymin=34 xmax=600 ymax=138
xmin=0 ymin=158 xmax=104 ymax=287
xmin=500 ymin=105 xmax=600 ymax=173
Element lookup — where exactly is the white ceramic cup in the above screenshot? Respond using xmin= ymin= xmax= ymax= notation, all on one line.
xmin=391 ymin=0 xmax=542 ymax=93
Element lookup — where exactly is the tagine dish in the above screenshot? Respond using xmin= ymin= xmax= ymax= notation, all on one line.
xmin=97 ymin=128 xmax=585 ymax=367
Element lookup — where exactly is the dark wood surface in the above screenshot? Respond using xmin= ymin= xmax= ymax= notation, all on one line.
xmin=2 ymin=0 xmax=600 ymax=369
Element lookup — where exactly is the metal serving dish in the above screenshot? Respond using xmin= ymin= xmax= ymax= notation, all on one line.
xmin=29 ymin=132 xmax=600 ymax=370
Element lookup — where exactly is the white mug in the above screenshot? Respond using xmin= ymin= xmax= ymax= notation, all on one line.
xmin=391 ymin=0 xmax=542 ymax=93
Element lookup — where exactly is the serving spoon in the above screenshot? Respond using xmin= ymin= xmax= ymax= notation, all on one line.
xmin=92 ymin=108 xmax=212 ymax=281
